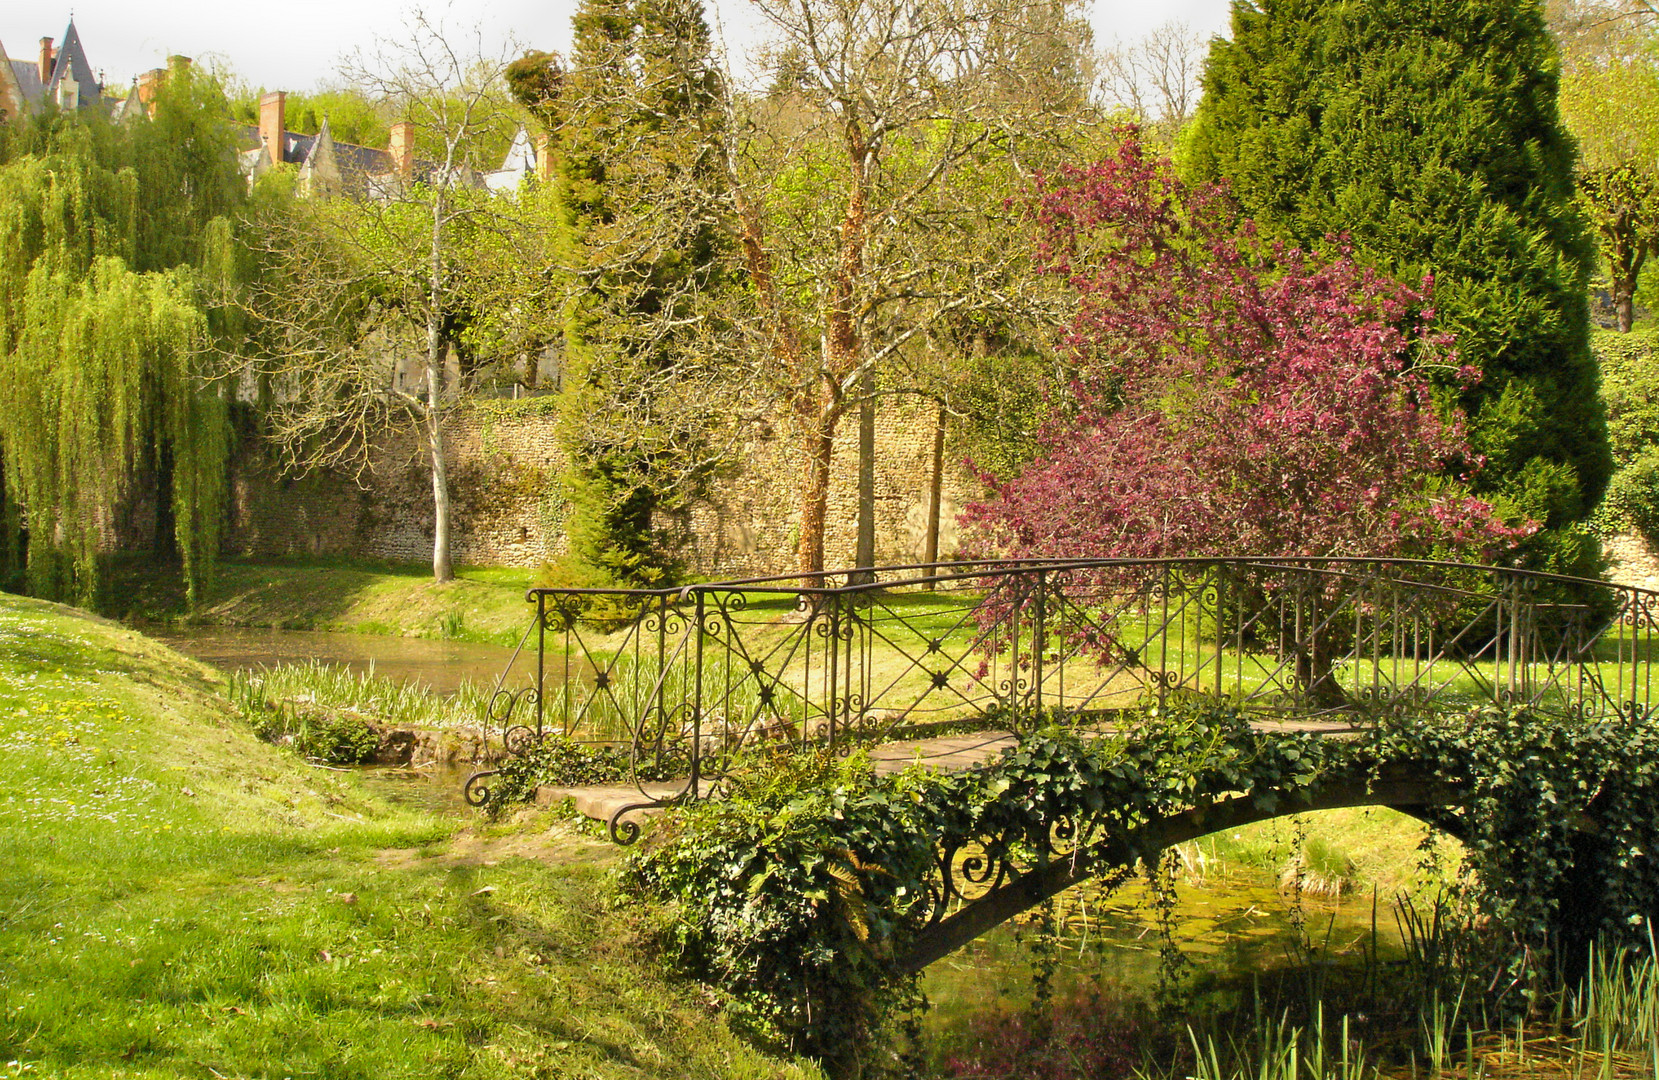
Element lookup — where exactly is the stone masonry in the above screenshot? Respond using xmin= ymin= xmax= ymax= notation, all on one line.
xmin=225 ymin=396 xmax=978 ymax=577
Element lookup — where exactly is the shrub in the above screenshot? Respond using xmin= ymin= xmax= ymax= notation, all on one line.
xmin=250 ymin=700 xmax=380 ymax=764
xmin=1598 ymin=449 xmax=1659 ymax=546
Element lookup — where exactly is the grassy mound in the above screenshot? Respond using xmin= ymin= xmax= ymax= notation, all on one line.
xmin=0 ymin=592 xmax=815 ymax=1079
xmin=107 ymin=559 xmax=538 ymax=646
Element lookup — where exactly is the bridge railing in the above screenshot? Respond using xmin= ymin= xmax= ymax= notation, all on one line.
xmin=465 ymin=558 xmax=1659 ymax=807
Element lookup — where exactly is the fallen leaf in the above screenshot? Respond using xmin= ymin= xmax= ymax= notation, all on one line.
xmin=470 ymin=885 xmax=496 ymax=897
xmin=338 ymin=893 xmax=358 ymax=905
xmin=316 ymin=949 xmax=332 ymax=963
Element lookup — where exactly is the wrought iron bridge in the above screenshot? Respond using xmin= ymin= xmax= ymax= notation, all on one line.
xmin=458 ymin=557 xmax=1659 ymax=968
xmin=463 ymin=556 xmax=1657 ymax=818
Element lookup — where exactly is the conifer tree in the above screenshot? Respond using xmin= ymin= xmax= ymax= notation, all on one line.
xmin=0 ymin=66 xmax=240 ymax=605
xmin=528 ymin=0 xmax=731 ymax=591
xmin=1184 ymin=0 xmax=1611 ymax=574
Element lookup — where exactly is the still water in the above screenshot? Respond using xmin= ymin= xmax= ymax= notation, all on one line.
xmin=923 ymin=868 xmax=1400 ymax=1032
xmin=155 ymin=626 xmax=524 ymax=696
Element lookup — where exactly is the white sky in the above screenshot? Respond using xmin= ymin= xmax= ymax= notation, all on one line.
xmin=6 ymin=0 xmax=1232 ymax=95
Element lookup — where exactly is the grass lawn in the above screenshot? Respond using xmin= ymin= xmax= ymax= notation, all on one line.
xmin=0 ymin=591 xmax=816 ymax=1080
xmin=106 ymin=558 xmax=539 ymax=647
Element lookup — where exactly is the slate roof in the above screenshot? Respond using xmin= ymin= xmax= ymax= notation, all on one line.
xmin=8 ymin=60 xmax=42 ymax=106
xmin=5 ymin=21 xmax=104 ymax=112
xmin=236 ymin=124 xmax=396 ymax=172
xmin=46 ymin=21 xmax=98 ymax=103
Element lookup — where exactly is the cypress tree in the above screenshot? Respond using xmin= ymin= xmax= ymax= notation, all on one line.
xmin=527 ymin=0 xmax=729 ymax=591
xmin=1184 ymin=0 xmax=1610 ymax=574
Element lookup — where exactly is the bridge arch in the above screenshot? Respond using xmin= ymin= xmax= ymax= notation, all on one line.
xmin=896 ymin=762 xmax=1469 ymax=972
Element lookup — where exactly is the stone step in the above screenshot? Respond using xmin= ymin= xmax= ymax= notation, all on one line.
xmin=535 ymin=781 xmax=701 ymax=829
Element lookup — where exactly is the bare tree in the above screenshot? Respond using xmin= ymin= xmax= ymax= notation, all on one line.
xmin=1095 ymin=20 xmax=1208 ymax=141
xmin=1551 ymin=0 xmax=1659 ymax=59
xmin=720 ymin=0 xmax=1093 ymax=582
xmin=241 ymin=9 xmax=519 ymax=582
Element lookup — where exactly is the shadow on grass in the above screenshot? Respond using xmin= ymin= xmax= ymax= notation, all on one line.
xmin=102 ymin=555 xmax=434 ymax=627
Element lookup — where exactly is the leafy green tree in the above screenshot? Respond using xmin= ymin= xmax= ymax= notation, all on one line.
xmin=1184 ymin=0 xmax=1611 ymax=575
xmin=1556 ymin=2 xmax=1659 ymax=332
xmin=0 ymin=65 xmax=241 ymax=606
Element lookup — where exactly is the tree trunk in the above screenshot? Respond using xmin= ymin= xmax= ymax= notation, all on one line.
xmin=1614 ymin=242 xmax=1646 ymax=334
xmin=922 ymin=402 xmax=946 ymax=590
xmin=424 ymin=182 xmax=454 ymax=584
xmin=1617 ymin=274 xmax=1637 ymax=333
xmin=852 ymin=367 xmax=876 ymax=585
xmin=797 ymin=419 xmax=835 ymax=587
xmin=426 ymin=328 xmax=454 ymax=583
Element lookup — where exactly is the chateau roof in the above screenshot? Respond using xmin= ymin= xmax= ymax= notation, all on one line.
xmin=8 ymin=60 xmax=42 ymax=104
xmin=1 ymin=20 xmax=106 ymax=114
xmin=46 ymin=21 xmax=99 ymax=103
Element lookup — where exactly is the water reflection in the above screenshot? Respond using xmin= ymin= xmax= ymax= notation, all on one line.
xmin=355 ymin=762 xmax=477 ymax=814
xmin=923 ymin=872 xmax=1401 ymax=1034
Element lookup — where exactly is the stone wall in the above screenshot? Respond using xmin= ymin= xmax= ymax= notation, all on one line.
xmin=227 ymin=402 xmax=568 ymax=567
xmin=225 ymin=396 xmax=981 ymax=577
xmin=674 ymin=397 xmax=975 ymax=578
xmin=1604 ymin=532 xmax=1659 ymax=593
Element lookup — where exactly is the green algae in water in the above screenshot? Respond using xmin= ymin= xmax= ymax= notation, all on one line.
xmin=920 ymin=869 xmax=1406 ymax=1037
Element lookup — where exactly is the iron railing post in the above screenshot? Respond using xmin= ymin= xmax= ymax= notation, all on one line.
xmin=1213 ymin=565 xmax=1224 ymax=700
xmin=535 ymin=591 xmax=545 ymax=739
xmin=1033 ymin=568 xmax=1046 ymax=724
xmin=692 ymin=589 xmax=705 ymax=794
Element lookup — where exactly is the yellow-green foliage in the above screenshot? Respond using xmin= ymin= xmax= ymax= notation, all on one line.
xmin=0 ymin=72 xmax=238 ymax=607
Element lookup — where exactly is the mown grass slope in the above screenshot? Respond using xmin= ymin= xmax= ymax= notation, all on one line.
xmin=0 ymin=592 xmax=815 ymax=1080
xmin=108 ymin=559 xmax=538 ymax=646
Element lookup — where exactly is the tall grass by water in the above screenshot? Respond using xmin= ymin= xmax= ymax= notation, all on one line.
xmin=227 ymin=659 xmax=494 ymax=730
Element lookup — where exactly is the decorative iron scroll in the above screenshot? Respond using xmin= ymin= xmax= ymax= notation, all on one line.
xmin=464 ymin=558 xmax=1659 ymax=824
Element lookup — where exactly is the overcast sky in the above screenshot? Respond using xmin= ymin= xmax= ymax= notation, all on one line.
xmin=7 ymin=0 xmax=1232 ymax=94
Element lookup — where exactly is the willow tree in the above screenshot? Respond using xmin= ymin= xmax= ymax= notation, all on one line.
xmin=0 ymin=66 xmax=240 ymax=605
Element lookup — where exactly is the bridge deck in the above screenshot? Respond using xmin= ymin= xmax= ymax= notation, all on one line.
xmin=532 ymin=718 xmax=1368 ymax=831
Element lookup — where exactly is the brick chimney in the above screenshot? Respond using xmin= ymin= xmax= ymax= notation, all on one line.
xmin=136 ymin=68 xmax=165 ymax=111
xmin=38 ymin=38 xmax=55 ymax=85
xmin=259 ymin=91 xmax=286 ymax=169
xmin=389 ymin=120 xmax=414 ymax=178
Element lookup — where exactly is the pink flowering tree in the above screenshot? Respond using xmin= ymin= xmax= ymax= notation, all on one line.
xmin=960 ymin=133 xmax=1529 ymax=706
xmin=963 ymin=132 xmax=1523 ymax=564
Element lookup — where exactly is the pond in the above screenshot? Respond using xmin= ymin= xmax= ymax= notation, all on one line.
xmin=155 ymin=626 xmax=526 ymax=696
xmin=925 ymin=869 xmax=1398 ymax=1013
xmin=921 ymin=861 xmax=1413 ymax=1071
